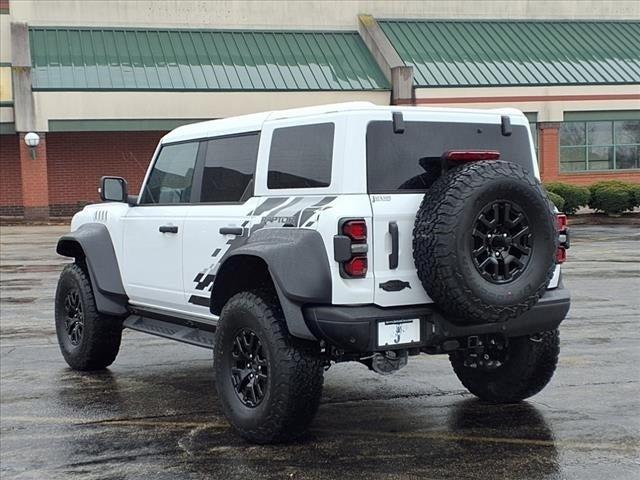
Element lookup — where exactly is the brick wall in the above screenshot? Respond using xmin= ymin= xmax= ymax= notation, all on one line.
xmin=543 ymin=170 xmax=640 ymax=186
xmin=46 ymin=131 xmax=165 ymax=216
xmin=19 ymin=133 xmax=50 ymax=220
xmin=0 ymin=134 xmax=23 ymax=216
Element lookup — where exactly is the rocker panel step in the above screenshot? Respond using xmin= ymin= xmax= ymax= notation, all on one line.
xmin=123 ymin=315 xmax=215 ymax=349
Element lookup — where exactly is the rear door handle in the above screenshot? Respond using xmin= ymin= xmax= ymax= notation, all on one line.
xmin=159 ymin=225 xmax=178 ymax=234
xmin=219 ymin=227 xmax=244 ymax=236
xmin=389 ymin=221 xmax=399 ymax=270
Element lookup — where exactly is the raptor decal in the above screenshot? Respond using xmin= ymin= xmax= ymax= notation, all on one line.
xmin=187 ymin=196 xmax=337 ymax=307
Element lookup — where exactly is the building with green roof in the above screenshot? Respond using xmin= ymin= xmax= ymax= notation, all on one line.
xmin=0 ymin=1 xmax=638 ymax=219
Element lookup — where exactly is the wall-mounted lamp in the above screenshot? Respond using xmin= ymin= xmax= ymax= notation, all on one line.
xmin=24 ymin=132 xmax=40 ymax=160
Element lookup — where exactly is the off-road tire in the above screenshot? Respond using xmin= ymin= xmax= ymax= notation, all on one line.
xmin=413 ymin=160 xmax=557 ymax=323
xmin=55 ymin=263 xmax=123 ymax=370
xmin=450 ymin=330 xmax=560 ymax=403
xmin=214 ymin=290 xmax=324 ymax=444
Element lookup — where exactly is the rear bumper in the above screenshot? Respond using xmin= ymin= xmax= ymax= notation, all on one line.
xmin=303 ymin=284 xmax=570 ymax=353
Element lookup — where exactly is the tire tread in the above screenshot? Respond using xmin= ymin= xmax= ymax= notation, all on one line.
xmin=215 ymin=290 xmax=324 ymax=444
xmin=450 ymin=330 xmax=560 ymax=402
xmin=413 ymin=161 xmax=557 ymax=323
xmin=55 ymin=263 xmax=122 ymax=371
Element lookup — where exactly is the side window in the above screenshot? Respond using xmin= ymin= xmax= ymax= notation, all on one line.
xmin=267 ymin=123 xmax=334 ymax=189
xmin=140 ymin=142 xmax=199 ymax=204
xmin=200 ymin=133 xmax=259 ymax=203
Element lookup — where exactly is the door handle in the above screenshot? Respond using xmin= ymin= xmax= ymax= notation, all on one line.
xmin=219 ymin=227 xmax=244 ymax=236
xmin=159 ymin=225 xmax=178 ymax=234
xmin=389 ymin=221 xmax=399 ymax=270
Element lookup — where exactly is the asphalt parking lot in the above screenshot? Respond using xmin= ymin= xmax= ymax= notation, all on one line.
xmin=1 ymin=224 xmax=638 ymax=480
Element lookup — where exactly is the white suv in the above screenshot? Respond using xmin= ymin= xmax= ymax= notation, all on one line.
xmin=55 ymin=102 xmax=570 ymax=443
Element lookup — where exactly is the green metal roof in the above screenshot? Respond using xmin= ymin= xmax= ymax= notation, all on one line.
xmin=29 ymin=27 xmax=389 ymax=91
xmin=379 ymin=20 xmax=640 ymax=87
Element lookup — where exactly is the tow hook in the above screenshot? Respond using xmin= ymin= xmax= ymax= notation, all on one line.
xmin=462 ymin=335 xmax=507 ymax=370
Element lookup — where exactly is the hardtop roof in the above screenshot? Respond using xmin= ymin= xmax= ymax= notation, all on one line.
xmin=161 ymin=102 xmax=528 ymax=144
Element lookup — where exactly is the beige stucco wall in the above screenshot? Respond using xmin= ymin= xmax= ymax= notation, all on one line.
xmin=32 ymin=90 xmax=391 ymax=131
xmin=414 ymin=85 xmax=640 ymax=122
xmin=0 ymin=66 xmax=12 ymax=103
xmin=0 ymin=14 xmax=11 ymax=63
xmin=28 ymin=84 xmax=640 ymax=131
xmin=10 ymin=0 xmax=640 ymax=29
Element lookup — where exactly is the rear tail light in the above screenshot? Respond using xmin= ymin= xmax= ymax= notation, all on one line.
xmin=557 ymin=214 xmax=568 ymax=231
xmin=344 ymin=256 xmax=368 ymax=277
xmin=556 ymin=214 xmax=569 ymax=264
xmin=342 ymin=219 xmax=367 ymax=242
xmin=445 ymin=150 xmax=501 ymax=162
xmin=336 ymin=218 xmax=368 ymax=278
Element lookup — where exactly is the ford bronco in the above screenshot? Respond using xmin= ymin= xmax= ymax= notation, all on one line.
xmin=55 ymin=102 xmax=570 ymax=443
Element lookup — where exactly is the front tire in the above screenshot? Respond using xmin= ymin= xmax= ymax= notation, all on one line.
xmin=214 ymin=291 xmax=324 ymax=444
xmin=55 ymin=263 xmax=123 ymax=371
xmin=450 ymin=330 xmax=559 ymax=403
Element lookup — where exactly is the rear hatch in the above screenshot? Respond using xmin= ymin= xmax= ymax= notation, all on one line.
xmin=367 ymin=115 xmax=535 ymax=307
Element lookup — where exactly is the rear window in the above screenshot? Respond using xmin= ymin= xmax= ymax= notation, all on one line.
xmin=268 ymin=123 xmax=334 ymax=189
xmin=367 ymin=121 xmax=534 ymax=194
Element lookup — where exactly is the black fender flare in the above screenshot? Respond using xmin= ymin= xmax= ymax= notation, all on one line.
xmin=56 ymin=223 xmax=129 ymax=316
xmin=211 ymin=228 xmax=332 ymax=340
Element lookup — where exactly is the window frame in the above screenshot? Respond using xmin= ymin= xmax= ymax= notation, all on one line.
xmin=190 ymin=130 xmax=261 ymax=205
xmin=137 ymin=138 xmax=204 ymax=206
xmin=559 ymin=119 xmax=640 ymax=173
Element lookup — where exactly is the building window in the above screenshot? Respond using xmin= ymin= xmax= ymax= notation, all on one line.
xmin=560 ymin=120 xmax=640 ymax=172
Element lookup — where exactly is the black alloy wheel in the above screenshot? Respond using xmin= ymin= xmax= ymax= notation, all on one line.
xmin=231 ymin=328 xmax=269 ymax=408
xmin=471 ymin=200 xmax=533 ymax=284
xmin=63 ymin=289 xmax=85 ymax=346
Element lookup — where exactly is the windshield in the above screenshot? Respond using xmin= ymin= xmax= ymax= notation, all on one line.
xmin=366 ymin=120 xmax=534 ymax=194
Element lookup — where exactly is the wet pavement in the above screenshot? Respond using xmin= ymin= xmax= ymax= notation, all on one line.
xmin=1 ymin=224 xmax=639 ymax=480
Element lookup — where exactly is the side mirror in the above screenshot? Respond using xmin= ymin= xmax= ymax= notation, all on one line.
xmin=99 ymin=176 xmax=128 ymax=202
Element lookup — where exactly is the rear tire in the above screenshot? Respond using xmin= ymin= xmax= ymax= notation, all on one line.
xmin=214 ymin=290 xmax=324 ymax=444
xmin=55 ymin=263 xmax=123 ymax=371
xmin=450 ymin=330 xmax=559 ymax=403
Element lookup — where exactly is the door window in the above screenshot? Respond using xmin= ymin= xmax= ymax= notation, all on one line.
xmin=140 ymin=142 xmax=199 ymax=204
xmin=199 ymin=133 xmax=259 ymax=203
xmin=267 ymin=123 xmax=334 ymax=189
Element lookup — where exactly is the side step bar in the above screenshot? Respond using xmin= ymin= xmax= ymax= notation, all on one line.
xmin=123 ymin=315 xmax=215 ymax=349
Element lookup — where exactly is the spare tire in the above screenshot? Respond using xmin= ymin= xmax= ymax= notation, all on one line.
xmin=413 ymin=160 xmax=557 ymax=324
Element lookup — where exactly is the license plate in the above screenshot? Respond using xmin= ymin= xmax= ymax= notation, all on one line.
xmin=377 ymin=319 xmax=420 ymax=347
